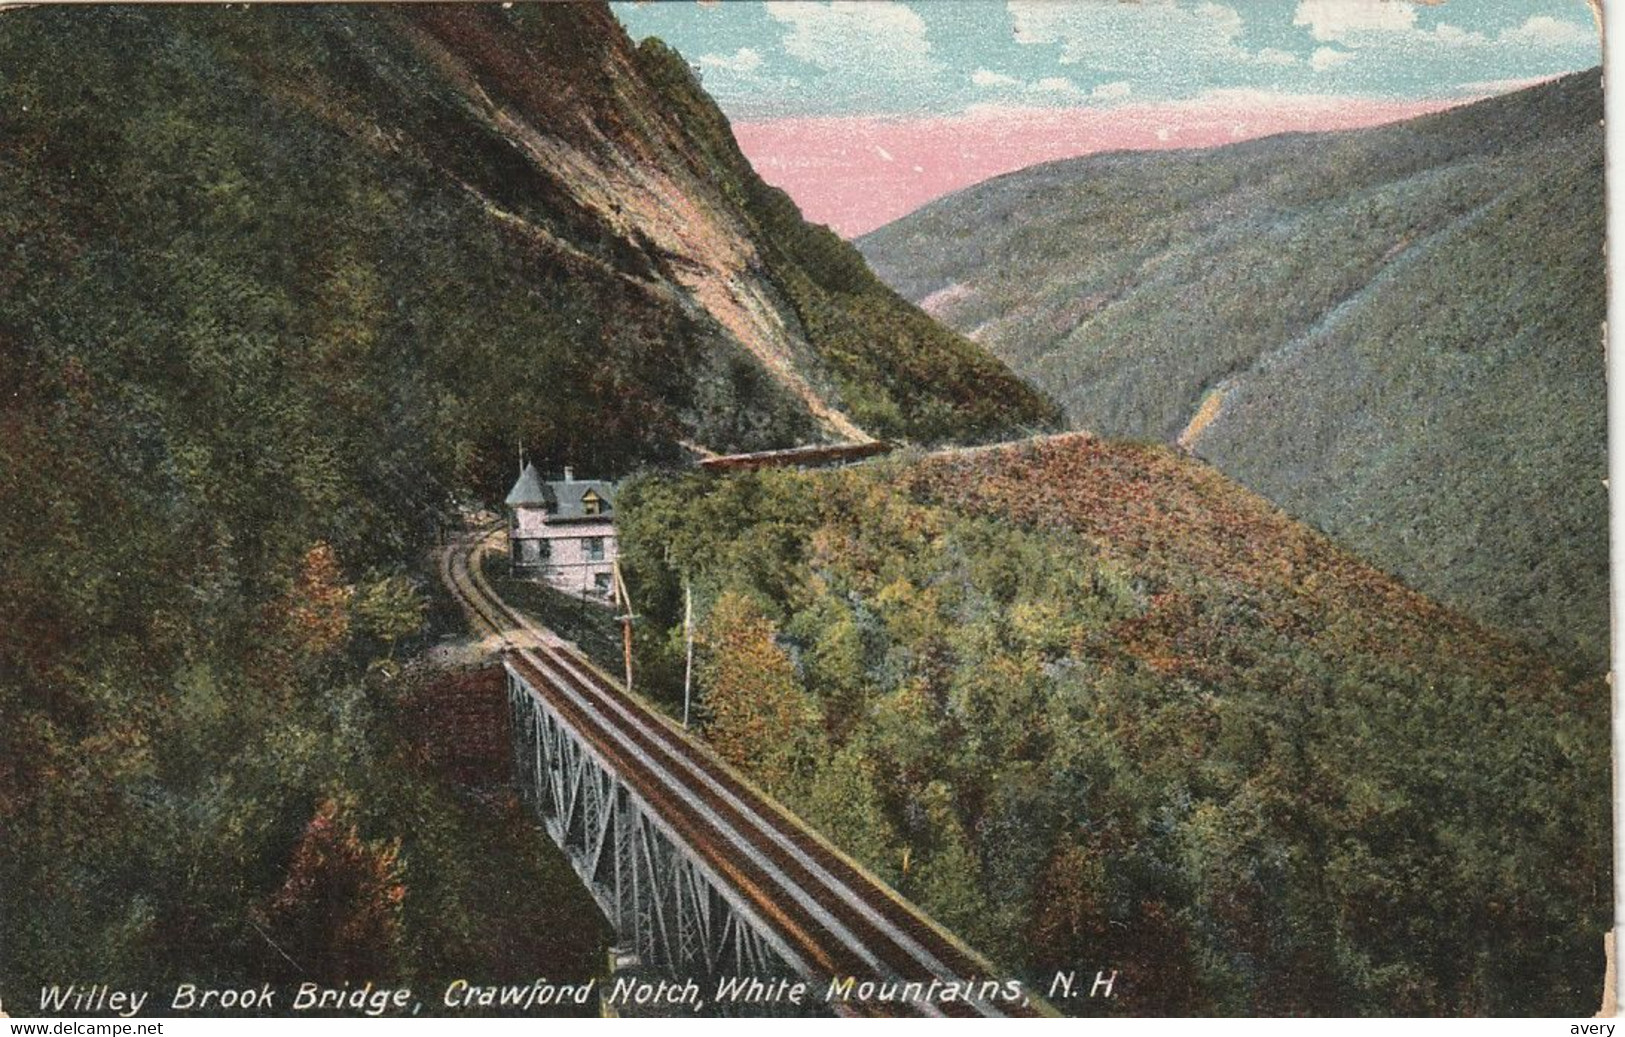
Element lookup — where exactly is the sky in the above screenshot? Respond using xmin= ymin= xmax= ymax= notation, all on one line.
xmin=610 ymin=0 xmax=1601 ymax=236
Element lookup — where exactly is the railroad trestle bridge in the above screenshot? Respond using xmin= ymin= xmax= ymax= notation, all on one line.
xmin=442 ymin=529 xmax=1050 ymax=1018
xmin=508 ymin=655 xmax=794 ymax=984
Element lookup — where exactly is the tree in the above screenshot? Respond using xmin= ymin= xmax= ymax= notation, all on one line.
xmin=276 ymin=542 xmax=354 ymax=660
xmin=353 ymin=571 xmax=427 ymax=661
xmin=795 ymin=742 xmax=903 ymax=885
xmin=694 ymin=591 xmax=820 ymax=793
xmin=1029 ymin=834 xmax=1214 ymax=1015
xmin=257 ymin=795 xmax=405 ymax=982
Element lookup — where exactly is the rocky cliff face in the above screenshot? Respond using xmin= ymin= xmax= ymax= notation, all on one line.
xmin=2 ymin=4 xmax=1055 ymax=513
xmin=358 ymin=2 xmax=1058 ymax=453
xmin=396 ymin=5 xmax=873 ymax=442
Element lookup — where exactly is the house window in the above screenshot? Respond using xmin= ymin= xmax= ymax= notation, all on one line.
xmin=594 ymin=573 xmax=612 ymax=594
xmin=585 ymin=536 xmax=605 ymax=562
xmin=582 ymin=489 xmax=603 ymax=517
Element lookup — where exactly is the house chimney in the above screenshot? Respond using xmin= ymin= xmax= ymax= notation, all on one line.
xmin=564 ymin=466 xmax=575 ymax=482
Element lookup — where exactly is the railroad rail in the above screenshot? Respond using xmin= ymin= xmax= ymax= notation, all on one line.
xmin=438 ymin=528 xmax=1051 ymax=1018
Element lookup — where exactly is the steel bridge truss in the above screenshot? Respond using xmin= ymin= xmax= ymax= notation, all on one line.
xmin=506 ymin=663 xmax=800 ymax=985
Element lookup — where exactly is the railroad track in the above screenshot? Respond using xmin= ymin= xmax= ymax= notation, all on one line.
xmin=438 ymin=528 xmax=1053 ymax=1019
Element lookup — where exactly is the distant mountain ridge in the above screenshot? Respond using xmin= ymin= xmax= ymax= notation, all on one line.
xmin=858 ymin=70 xmax=1606 ymax=667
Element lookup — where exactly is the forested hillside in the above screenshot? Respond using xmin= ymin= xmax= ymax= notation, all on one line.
xmin=859 ymin=70 xmax=1606 ymax=667
xmin=618 ymin=436 xmax=1609 ymax=1016
xmin=0 ymin=3 xmax=1050 ymax=998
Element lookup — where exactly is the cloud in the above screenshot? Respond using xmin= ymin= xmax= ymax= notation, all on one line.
xmin=1430 ymin=23 xmax=1482 ymax=47
xmin=1011 ymin=0 xmax=1247 ymax=62
xmin=1007 ymin=0 xmax=1284 ymax=93
xmin=971 ymin=68 xmax=1019 ymax=89
xmin=1285 ymin=2 xmax=1594 ymax=91
xmin=1502 ymin=14 xmax=1591 ymax=48
xmin=616 ymin=0 xmax=1600 ymax=123
xmin=1255 ymin=47 xmax=1299 ymax=67
xmin=697 ymin=47 xmax=764 ymax=74
xmin=1310 ymin=46 xmax=1354 ymax=72
xmin=1293 ymin=1 xmax=1416 ymax=42
xmin=1293 ymin=3 xmax=1592 ymax=56
xmin=765 ymin=1 xmax=940 ymax=80
xmin=969 ymin=68 xmax=1129 ymax=106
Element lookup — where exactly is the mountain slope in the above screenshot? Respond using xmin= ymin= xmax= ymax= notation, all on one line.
xmin=3 ymin=4 xmax=1056 ymax=503
xmin=858 ymin=71 xmax=1606 ymax=667
xmin=617 ymin=434 xmax=1609 ymax=1014
xmin=0 ymin=3 xmax=1052 ymax=996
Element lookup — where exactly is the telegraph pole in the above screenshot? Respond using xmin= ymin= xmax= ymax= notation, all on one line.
xmin=683 ymin=580 xmax=694 ymax=728
xmin=613 ymin=559 xmax=636 ymax=694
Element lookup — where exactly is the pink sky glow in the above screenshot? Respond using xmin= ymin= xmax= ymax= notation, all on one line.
xmin=733 ymin=93 xmax=1491 ymax=238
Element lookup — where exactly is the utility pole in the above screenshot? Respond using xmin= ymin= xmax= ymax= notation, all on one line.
xmin=613 ymin=558 xmax=636 ymax=694
xmin=683 ymin=580 xmax=694 ymax=728
xmin=510 ymin=440 xmax=524 ymax=579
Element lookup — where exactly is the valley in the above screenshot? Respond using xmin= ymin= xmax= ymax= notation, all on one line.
xmin=859 ymin=70 xmax=1607 ymax=668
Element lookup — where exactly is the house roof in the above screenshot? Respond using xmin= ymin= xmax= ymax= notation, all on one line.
xmin=505 ymin=462 xmax=550 ymax=507
xmin=547 ymin=477 xmax=617 ymax=521
xmin=505 ymin=464 xmax=617 ymax=520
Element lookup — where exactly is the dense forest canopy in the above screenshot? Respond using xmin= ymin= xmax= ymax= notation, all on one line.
xmin=617 ymin=438 xmax=1609 ymax=1015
